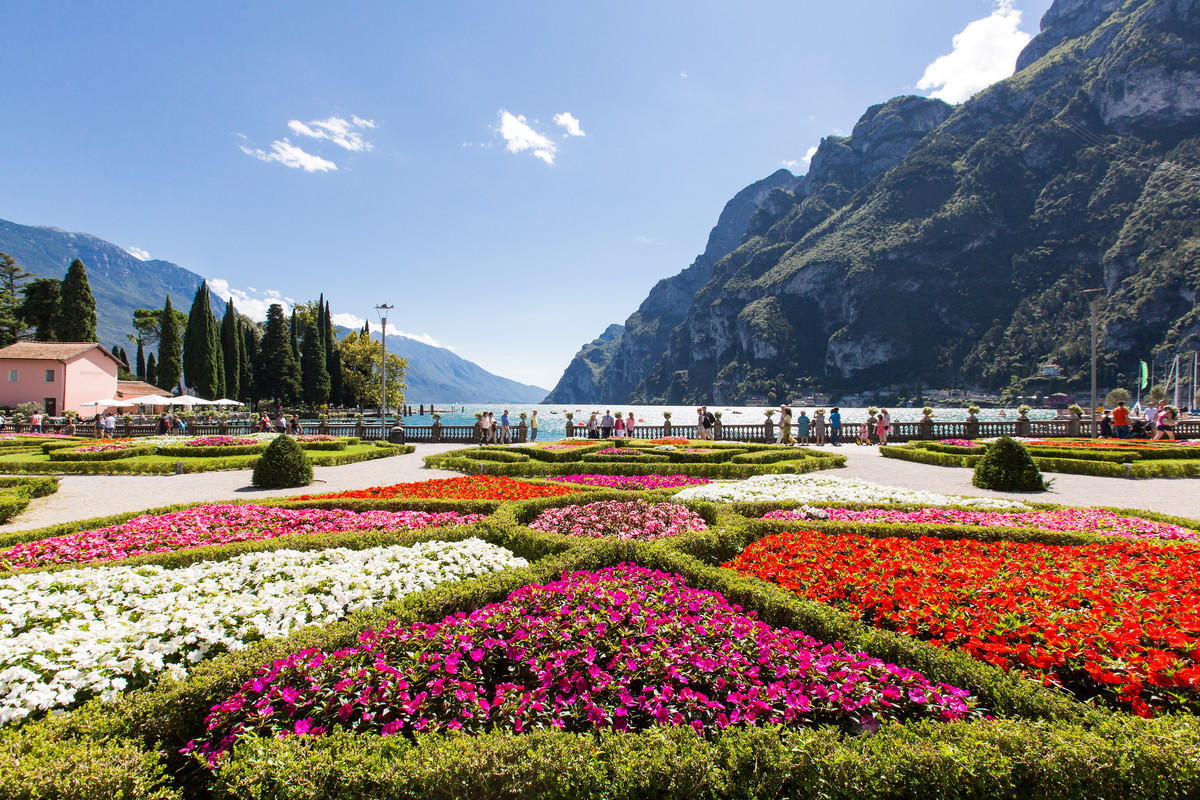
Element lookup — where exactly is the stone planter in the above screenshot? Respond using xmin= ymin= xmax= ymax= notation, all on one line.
xmin=764 ymin=418 xmax=775 ymax=443
xmin=473 ymin=421 xmax=483 ymax=444
xmin=518 ymin=420 xmax=528 ymax=443
xmin=713 ymin=419 xmax=722 ymax=440
xmin=432 ymin=421 xmax=442 ymax=442
xmin=355 ymin=420 xmax=366 ymax=438
xmin=663 ymin=419 xmax=673 ymax=436
xmin=1067 ymin=415 xmax=1082 ymax=437
xmin=965 ymin=415 xmax=979 ymax=440
xmin=318 ymin=420 xmax=330 ymax=436
xmin=1015 ymin=414 xmax=1030 ymax=437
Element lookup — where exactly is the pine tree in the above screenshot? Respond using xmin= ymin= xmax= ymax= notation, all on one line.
xmin=183 ymin=282 xmax=221 ymax=397
xmin=157 ymin=295 xmax=183 ymax=392
xmin=136 ymin=339 xmax=146 ymax=379
xmin=324 ymin=301 xmax=342 ymax=406
xmin=0 ymin=252 xmax=32 ymax=346
xmin=146 ymin=352 xmax=157 ymax=386
xmin=221 ymin=299 xmax=241 ymax=400
xmin=301 ymin=318 xmax=331 ymax=405
xmin=240 ymin=321 xmax=257 ymax=405
xmin=20 ymin=279 xmax=61 ymax=341
xmin=54 ymin=259 xmax=98 ymax=341
xmin=256 ymin=304 xmax=301 ymax=403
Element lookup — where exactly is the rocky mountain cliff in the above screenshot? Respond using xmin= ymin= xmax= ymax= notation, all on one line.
xmin=547 ymin=0 xmax=1200 ymax=404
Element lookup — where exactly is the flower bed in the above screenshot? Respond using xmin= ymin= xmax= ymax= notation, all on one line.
xmin=0 ymin=538 xmax=528 ymax=724
xmin=291 ymin=475 xmax=578 ymax=503
xmin=647 ymin=437 xmax=691 ymax=446
xmin=760 ymin=507 xmax=1200 ymax=541
xmin=73 ymin=443 xmax=136 ymax=453
xmin=939 ymin=439 xmax=982 ymax=448
xmin=186 ymin=564 xmax=974 ymax=765
xmin=727 ymin=530 xmax=1200 ymax=716
xmin=675 ymin=474 xmax=1032 ymax=509
xmin=0 ymin=504 xmax=488 ymax=569
xmin=183 ymin=436 xmax=259 ymax=447
xmin=527 ymin=500 xmax=707 ymax=540
xmin=595 ymin=447 xmax=643 ymax=456
xmin=547 ymin=474 xmax=711 ymax=491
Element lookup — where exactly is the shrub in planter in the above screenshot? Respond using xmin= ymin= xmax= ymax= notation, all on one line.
xmin=251 ymin=435 xmax=313 ymax=488
xmin=972 ymin=436 xmax=1046 ymax=492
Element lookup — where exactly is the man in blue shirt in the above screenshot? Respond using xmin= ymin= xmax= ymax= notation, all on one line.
xmin=500 ymin=410 xmax=511 ymax=444
xmin=829 ymin=407 xmax=842 ymax=446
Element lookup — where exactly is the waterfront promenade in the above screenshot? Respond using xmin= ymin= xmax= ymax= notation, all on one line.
xmin=2 ymin=442 xmax=1195 ymax=533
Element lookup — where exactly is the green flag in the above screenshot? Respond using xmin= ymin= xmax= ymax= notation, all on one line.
xmin=1140 ymin=360 xmax=1149 ymax=390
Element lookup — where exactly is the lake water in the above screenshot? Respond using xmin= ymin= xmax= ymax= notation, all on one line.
xmin=399 ymin=404 xmax=1059 ymax=442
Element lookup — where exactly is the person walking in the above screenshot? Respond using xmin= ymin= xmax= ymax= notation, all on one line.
xmin=877 ymin=408 xmax=890 ymax=446
xmin=780 ymin=405 xmax=794 ymax=445
xmin=1112 ymin=401 xmax=1130 ymax=439
xmin=626 ymin=411 xmax=636 ymax=440
xmin=500 ymin=410 xmax=511 ymax=444
xmin=103 ymin=413 xmax=116 ymax=439
xmin=601 ymin=410 xmax=615 ymax=439
xmin=774 ymin=405 xmax=786 ymax=444
xmin=529 ymin=410 xmax=539 ymax=442
xmin=1154 ymin=405 xmax=1178 ymax=441
xmin=587 ymin=412 xmax=599 ymax=439
xmin=829 ymin=407 xmax=842 ymax=446
xmin=614 ymin=412 xmax=625 ymax=438
xmin=796 ymin=410 xmax=810 ymax=444
xmin=700 ymin=406 xmax=715 ymax=441
xmin=30 ymin=411 xmax=42 ymax=434
xmin=812 ymin=409 xmax=826 ymax=445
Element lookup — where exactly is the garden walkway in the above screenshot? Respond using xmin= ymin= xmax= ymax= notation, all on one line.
xmin=1 ymin=442 xmax=1196 ymax=533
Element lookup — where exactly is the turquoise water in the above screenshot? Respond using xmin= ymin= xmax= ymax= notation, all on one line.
xmin=399 ymin=404 xmax=1058 ymax=442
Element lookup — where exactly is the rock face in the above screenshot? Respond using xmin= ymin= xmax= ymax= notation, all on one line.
xmin=548 ymin=0 xmax=1200 ymax=404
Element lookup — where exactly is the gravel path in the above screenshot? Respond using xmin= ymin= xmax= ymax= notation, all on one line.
xmin=1 ymin=442 xmax=1196 ymax=533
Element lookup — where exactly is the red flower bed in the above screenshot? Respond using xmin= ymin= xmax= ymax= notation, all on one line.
xmin=291 ymin=475 xmax=577 ymax=502
xmin=726 ymin=530 xmax=1200 ymax=716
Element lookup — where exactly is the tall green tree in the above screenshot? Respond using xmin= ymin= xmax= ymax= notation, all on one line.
xmin=131 ymin=307 xmax=186 ymax=347
xmin=289 ymin=309 xmax=300 ymax=364
xmin=54 ymin=259 xmax=98 ymax=341
xmin=338 ymin=330 xmax=406 ymax=410
xmin=145 ymin=352 xmax=157 ymax=386
xmin=156 ymin=295 xmax=183 ymax=392
xmin=19 ymin=278 xmax=61 ymax=341
xmin=300 ymin=317 xmax=331 ymax=405
xmin=183 ymin=282 xmax=222 ymax=397
xmin=256 ymin=304 xmax=301 ymax=403
xmin=0 ymin=252 xmax=32 ymax=346
xmin=240 ymin=321 xmax=258 ymax=404
xmin=324 ymin=301 xmax=342 ymax=406
xmin=135 ymin=339 xmax=146 ymax=379
xmin=220 ymin=299 xmax=241 ymax=400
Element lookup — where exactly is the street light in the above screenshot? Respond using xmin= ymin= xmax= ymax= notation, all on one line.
xmin=1082 ymin=288 xmax=1104 ymax=438
xmin=375 ymin=304 xmax=393 ymax=436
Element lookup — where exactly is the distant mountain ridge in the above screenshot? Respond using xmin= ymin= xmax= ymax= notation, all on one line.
xmin=0 ymin=217 xmax=546 ymax=402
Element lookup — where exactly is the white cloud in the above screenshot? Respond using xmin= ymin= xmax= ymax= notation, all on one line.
xmin=287 ymin=115 xmax=375 ymax=152
xmin=331 ymin=312 xmax=365 ymax=329
xmin=496 ymin=110 xmax=557 ymax=164
xmin=394 ymin=330 xmax=457 ymax=352
xmin=553 ymin=112 xmax=586 ymax=137
xmin=207 ymin=278 xmax=293 ymax=321
xmin=917 ymin=0 xmax=1033 ymax=104
xmin=680 ymin=71 xmax=688 ymax=79
xmin=783 ymin=146 xmax=820 ymax=172
xmin=239 ymin=137 xmax=337 ymax=172
xmin=125 ymin=246 xmax=151 ymax=261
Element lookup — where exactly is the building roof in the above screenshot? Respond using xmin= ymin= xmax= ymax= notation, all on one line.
xmin=116 ymin=380 xmax=164 ymax=398
xmin=0 ymin=342 xmax=125 ymax=368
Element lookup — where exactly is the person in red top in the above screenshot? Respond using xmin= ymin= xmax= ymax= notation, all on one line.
xmin=1112 ymin=401 xmax=1130 ymax=438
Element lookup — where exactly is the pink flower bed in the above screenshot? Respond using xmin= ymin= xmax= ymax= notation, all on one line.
xmin=760 ymin=507 xmax=1199 ymax=541
xmin=596 ymin=447 xmax=642 ymax=456
xmin=295 ymin=434 xmax=337 ymax=441
xmin=0 ymin=504 xmax=487 ymax=569
xmin=547 ymin=474 xmax=711 ymax=491
xmin=73 ymin=443 xmax=135 ymax=453
xmin=184 ymin=436 xmax=258 ymax=447
xmin=185 ymin=565 xmax=974 ymax=764
xmin=938 ymin=439 xmax=982 ymax=448
xmin=528 ymin=500 xmax=707 ymax=540
xmin=542 ymin=442 xmax=592 ymax=450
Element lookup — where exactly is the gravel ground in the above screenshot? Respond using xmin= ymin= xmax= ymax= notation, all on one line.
xmin=1 ymin=442 xmax=1196 ymax=532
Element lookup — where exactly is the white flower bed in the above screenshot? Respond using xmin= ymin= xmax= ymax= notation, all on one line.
xmin=674 ymin=474 xmax=1032 ymax=510
xmin=0 ymin=538 xmax=526 ymax=724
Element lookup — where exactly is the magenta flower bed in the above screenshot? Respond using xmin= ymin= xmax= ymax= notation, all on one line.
xmin=74 ymin=443 xmax=136 ymax=453
xmin=0 ymin=504 xmax=487 ymax=569
xmin=185 ymin=565 xmax=974 ymax=764
xmin=761 ymin=507 xmax=1199 ymax=541
xmin=295 ymin=434 xmax=337 ymax=442
xmin=596 ymin=447 xmax=643 ymax=456
xmin=938 ymin=439 xmax=982 ymax=448
xmin=184 ymin=436 xmax=258 ymax=447
xmin=528 ymin=500 xmax=707 ymax=540
xmin=547 ymin=474 xmax=711 ymax=491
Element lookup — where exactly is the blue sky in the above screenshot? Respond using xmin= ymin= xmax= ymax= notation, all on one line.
xmin=0 ymin=0 xmax=1052 ymax=389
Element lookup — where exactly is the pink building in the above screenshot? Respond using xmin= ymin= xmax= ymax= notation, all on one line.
xmin=0 ymin=342 xmax=122 ymax=416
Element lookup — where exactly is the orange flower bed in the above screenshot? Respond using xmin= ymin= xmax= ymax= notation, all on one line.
xmin=291 ymin=475 xmax=578 ymax=502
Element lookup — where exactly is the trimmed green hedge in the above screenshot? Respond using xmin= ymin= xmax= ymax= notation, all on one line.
xmin=48 ymin=444 xmax=159 ymax=462
xmin=886 ymin=442 xmax=1200 ymax=479
xmin=467 ymin=449 xmax=532 ymax=463
xmin=730 ymin=448 xmax=813 ymax=464
xmin=664 ymin=448 xmax=746 ymax=463
xmin=0 ymin=443 xmax=410 ymax=475
xmin=580 ymin=452 xmax=672 ymax=464
xmin=157 ymin=442 xmax=270 ymax=457
xmin=424 ymin=453 xmax=845 ymax=478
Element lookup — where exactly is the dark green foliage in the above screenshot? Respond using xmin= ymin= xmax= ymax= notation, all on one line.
xmin=220 ymin=299 xmax=241 ymax=401
xmin=301 ymin=318 xmax=331 ymax=405
xmin=19 ymin=278 xmax=61 ymax=341
xmin=256 ymin=304 xmax=301 ymax=404
xmin=145 ymin=351 xmax=157 ymax=386
xmin=135 ymin=339 xmax=145 ymax=379
xmin=156 ymin=296 xmax=182 ymax=392
xmin=240 ymin=321 xmax=257 ymax=404
xmin=251 ymin=434 xmax=313 ymax=488
xmin=0 ymin=251 xmax=31 ymax=346
xmin=324 ymin=300 xmax=342 ymax=405
xmin=53 ymin=258 xmax=98 ymax=341
xmin=183 ymin=282 xmax=222 ymax=398
xmin=973 ymin=437 xmax=1047 ymax=491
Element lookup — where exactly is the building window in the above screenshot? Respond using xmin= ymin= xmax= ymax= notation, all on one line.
xmin=45 ymin=370 xmax=55 ymax=382
xmin=6 ymin=370 xmax=15 ymax=382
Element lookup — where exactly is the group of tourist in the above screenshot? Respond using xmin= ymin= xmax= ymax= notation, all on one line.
xmin=583 ymin=410 xmax=639 ymax=439
xmin=480 ymin=410 xmax=540 ymax=443
xmin=771 ymin=406 xmax=891 ymax=447
xmin=254 ymin=412 xmax=302 ymax=435
xmin=1100 ymin=400 xmax=1180 ymax=440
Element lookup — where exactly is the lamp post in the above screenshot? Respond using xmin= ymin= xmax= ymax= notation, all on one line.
xmin=375 ymin=304 xmax=393 ymax=437
xmin=1082 ymin=288 xmax=1104 ymax=438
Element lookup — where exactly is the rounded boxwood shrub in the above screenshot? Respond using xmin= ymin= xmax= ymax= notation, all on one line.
xmin=972 ymin=436 xmax=1045 ymax=492
xmin=251 ymin=435 xmax=313 ymax=488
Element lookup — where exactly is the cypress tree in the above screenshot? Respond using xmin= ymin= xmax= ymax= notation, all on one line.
xmin=289 ymin=309 xmax=300 ymax=364
xmin=221 ymin=299 xmax=241 ymax=400
xmin=301 ymin=317 xmax=330 ymax=405
xmin=157 ymin=295 xmax=182 ymax=392
xmin=136 ymin=339 xmax=146 ymax=379
xmin=324 ymin=301 xmax=342 ymax=406
xmin=212 ymin=306 xmax=225 ymax=399
xmin=145 ymin=352 xmax=157 ymax=386
xmin=183 ymin=282 xmax=221 ymax=397
xmin=54 ymin=258 xmax=98 ymax=341
xmin=256 ymin=304 xmax=300 ymax=403
xmin=19 ymin=279 xmax=60 ymax=341
xmin=240 ymin=321 xmax=257 ymax=404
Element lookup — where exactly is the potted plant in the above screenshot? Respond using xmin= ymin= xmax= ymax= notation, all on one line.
xmin=1018 ymin=404 xmax=1032 ymax=417
xmin=967 ymin=405 xmax=981 ymax=418
xmin=921 ymin=406 xmax=935 ymax=421
xmin=1067 ymin=403 xmax=1084 ymax=417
